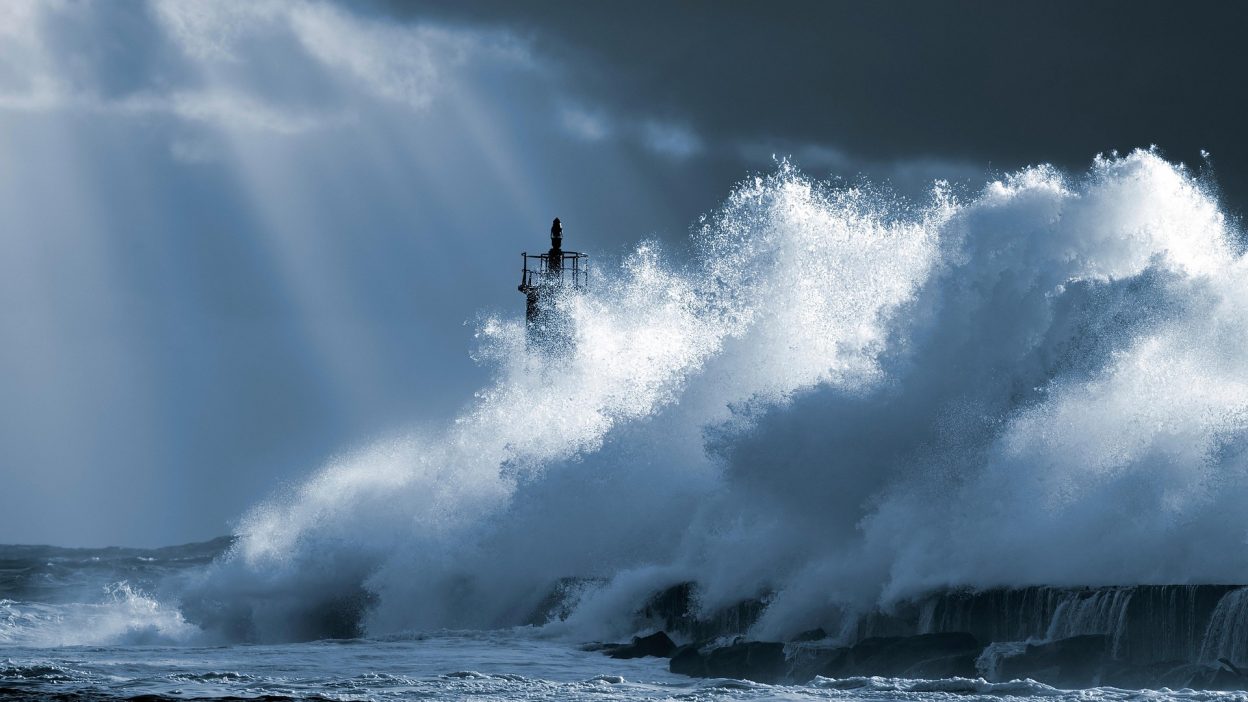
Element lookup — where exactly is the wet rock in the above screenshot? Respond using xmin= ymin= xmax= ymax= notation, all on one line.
xmin=668 ymin=640 xmax=787 ymax=683
xmin=641 ymin=583 xmax=696 ymax=633
xmin=1152 ymin=660 xmax=1248 ymax=691
xmin=998 ymin=641 xmax=1248 ymax=690
xmin=836 ymin=632 xmax=982 ymax=677
xmin=698 ymin=598 xmax=768 ymax=641
xmin=674 ymin=632 xmax=985 ymax=684
xmin=918 ymin=585 xmax=1239 ymax=668
xmin=637 ymin=582 xmax=767 ymax=640
xmin=787 ymin=644 xmax=849 ymax=683
xmin=902 ymin=653 xmax=979 ymax=679
xmin=996 ymin=634 xmax=1109 ymax=687
xmin=669 ymin=644 xmax=707 ymax=677
xmin=791 ymin=627 xmax=827 ymax=642
xmin=705 ymin=641 xmax=787 ymax=683
xmin=1099 ymin=659 xmax=1197 ymax=690
xmin=606 ymin=631 xmax=677 ymax=659
xmin=525 ymin=577 xmax=605 ymax=626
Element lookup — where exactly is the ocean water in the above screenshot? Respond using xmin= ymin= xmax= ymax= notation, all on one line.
xmin=4 ymin=541 xmax=1247 ymax=702
xmin=9 ymin=639 xmax=1248 ymax=702
xmin=6 ymin=151 xmax=1248 ymax=699
xmin=13 ymin=634 xmax=1243 ymax=702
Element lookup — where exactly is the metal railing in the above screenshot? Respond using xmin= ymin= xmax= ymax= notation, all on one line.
xmin=519 ymin=251 xmax=589 ymax=290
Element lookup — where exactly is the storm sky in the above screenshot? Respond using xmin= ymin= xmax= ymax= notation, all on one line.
xmin=1 ymin=0 xmax=1245 ymax=546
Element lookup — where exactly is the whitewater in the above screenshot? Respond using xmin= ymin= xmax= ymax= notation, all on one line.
xmin=5 ymin=149 xmax=1248 ymax=699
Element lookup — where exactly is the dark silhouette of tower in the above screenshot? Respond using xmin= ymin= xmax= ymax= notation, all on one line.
xmin=519 ymin=217 xmax=588 ymax=346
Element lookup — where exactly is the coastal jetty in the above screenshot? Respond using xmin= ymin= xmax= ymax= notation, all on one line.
xmin=547 ymin=582 xmax=1248 ymax=689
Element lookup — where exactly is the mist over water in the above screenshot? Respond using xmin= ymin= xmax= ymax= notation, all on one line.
xmin=181 ymin=149 xmax=1248 ymax=645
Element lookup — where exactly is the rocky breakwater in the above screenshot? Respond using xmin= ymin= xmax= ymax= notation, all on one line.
xmin=588 ymin=583 xmax=1248 ymax=690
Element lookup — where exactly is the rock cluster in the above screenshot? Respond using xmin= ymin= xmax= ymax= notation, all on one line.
xmin=582 ymin=582 xmax=1248 ymax=690
xmin=596 ymin=629 xmax=1248 ymax=690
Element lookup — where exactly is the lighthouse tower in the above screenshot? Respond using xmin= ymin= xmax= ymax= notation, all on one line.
xmin=518 ymin=218 xmax=588 ymax=346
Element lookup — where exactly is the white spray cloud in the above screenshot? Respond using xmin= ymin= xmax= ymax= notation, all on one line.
xmin=179 ymin=149 xmax=1248 ymax=645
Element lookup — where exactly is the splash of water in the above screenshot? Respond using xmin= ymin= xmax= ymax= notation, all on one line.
xmin=0 ymin=582 xmax=196 ymax=647
xmin=184 ymin=149 xmax=1248 ymax=643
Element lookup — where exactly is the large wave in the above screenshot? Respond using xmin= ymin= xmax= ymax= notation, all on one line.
xmin=182 ymin=149 xmax=1248 ymax=644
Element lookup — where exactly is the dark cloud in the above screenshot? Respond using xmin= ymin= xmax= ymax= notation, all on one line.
xmin=375 ymin=0 xmax=1248 ymax=213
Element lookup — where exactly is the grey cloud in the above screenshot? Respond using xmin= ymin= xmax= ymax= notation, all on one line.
xmin=373 ymin=0 xmax=1248 ymax=215
xmin=0 ymin=1 xmax=532 ymax=135
xmin=640 ymin=120 xmax=702 ymax=159
xmin=559 ymin=105 xmax=611 ymax=141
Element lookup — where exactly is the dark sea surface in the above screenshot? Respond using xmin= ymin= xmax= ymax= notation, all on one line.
xmin=3 ymin=541 xmax=1247 ymax=701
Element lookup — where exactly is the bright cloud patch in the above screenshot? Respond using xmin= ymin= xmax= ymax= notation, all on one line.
xmin=0 ymin=0 xmax=529 ymax=134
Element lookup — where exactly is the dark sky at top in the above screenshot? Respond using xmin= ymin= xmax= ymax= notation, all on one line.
xmin=0 ymin=1 xmax=1244 ymax=546
xmin=382 ymin=0 xmax=1248 ymax=215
